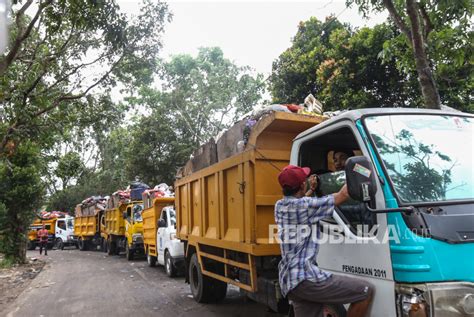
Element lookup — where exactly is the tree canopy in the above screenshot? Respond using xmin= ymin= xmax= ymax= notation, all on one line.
xmin=270 ymin=15 xmax=472 ymax=112
xmin=0 ymin=0 xmax=171 ymax=263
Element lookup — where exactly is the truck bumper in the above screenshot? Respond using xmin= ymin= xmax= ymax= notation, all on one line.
xmin=171 ymin=256 xmax=185 ymax=272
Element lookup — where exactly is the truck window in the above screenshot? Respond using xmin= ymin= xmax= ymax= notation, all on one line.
xmin=299 ymin=126 xmax=377 ymax=234
xmin=133 ymin=204 xmax=144 ymax=222
xmin=57 ymin=221 xmax=66 ymax=230
xmin=160 ymin=209 xmax=168 ymax=227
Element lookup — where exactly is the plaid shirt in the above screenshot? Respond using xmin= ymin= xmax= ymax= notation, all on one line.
xmin=275 ymin=195 xmax=335 ymax=297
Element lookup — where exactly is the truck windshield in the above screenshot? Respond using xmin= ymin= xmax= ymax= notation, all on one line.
xmin=133 ymin=204 xmax=144 ymax=222
xmin=365 ymin=114 xmax=473 ymax=204
xmin=168 ymin=208 xmax=176 ymax=226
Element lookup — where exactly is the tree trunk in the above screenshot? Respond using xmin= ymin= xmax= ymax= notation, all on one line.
xmin=406 ymin=0 xmax=441 ymax=109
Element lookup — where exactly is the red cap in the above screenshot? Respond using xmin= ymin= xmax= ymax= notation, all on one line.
xmin=278 ymin=165 xmax=311 ymax=189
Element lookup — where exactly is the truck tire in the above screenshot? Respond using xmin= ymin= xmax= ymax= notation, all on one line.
xmin=164 ymin=251 xmax=175 ymax=277
xmin=126 ymin=243 xmax=134 ymax=261
xmin=78 ymin=238 xmax=87 ymax=251
xmin=189 ymin=253 xmax=225 ymax=303
xmin=147 ymin=249 xmax=157 ymax=267
xmin=211 ymin=278 xmax=227 ymax=302
xmin=101 ymin=238 xmax=108 ymax=253
xmin=55 ymin=238 xmax=64 ymax=250
xmin=27 ymin=241 xmax=36 ymax=250
xmin=107 ymin=239 xmax=114 ymax=256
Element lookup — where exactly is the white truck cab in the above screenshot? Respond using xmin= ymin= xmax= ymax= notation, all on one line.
xmin=156 ymin=206 xmax=184 ymax=277
xmin=54 ymin=215 xmax=77 ymax=249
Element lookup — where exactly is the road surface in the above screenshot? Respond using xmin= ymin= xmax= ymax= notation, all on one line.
xmin=2 ymin=249 xmax=284 ymax=317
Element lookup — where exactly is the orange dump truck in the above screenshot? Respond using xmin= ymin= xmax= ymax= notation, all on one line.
xmin=143 ymin=196 xmax=184 ymax=276
xmin=74 ymin=197 xmax=107 ymax=251
xmin=175 ymin=111 xmax=324 ymax=311
xmin=103 ymin=202 xmax=127 ymax=255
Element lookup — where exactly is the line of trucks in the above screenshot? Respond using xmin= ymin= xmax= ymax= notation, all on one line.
xmin=28 ymin=108 xmax=474 ymax=317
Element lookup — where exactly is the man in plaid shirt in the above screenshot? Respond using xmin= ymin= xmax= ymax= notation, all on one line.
xmin=275 ymin=165 xmax=373 ymax=317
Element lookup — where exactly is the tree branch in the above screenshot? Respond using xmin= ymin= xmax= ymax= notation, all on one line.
xmin=382 ymin=0 xmax=412 ymax=43
xmin=417 ymin=3 xmax=433 ymax=40
xmin=0 ymin=0 xmax=53 ymax=76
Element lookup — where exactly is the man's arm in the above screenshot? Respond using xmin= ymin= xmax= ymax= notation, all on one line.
xmin=332 ymin=184 xmax=349 ymax=206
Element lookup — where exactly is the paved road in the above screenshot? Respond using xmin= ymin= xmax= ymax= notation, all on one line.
xmin=3 ymin=249 xmax=284 ymax=317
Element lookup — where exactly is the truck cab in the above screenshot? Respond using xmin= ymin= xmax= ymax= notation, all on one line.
xmin=156 ymin=206 xmax=184 ymax=277
xmin=124 ymin=201 xmax=145 ymax=260
xmin=28 ymin=215 xmax=76 ymax=250
xmin=291 ymin=108 xmax=473 ymax=316
xmin=53 ymin=215 xmax=76 ymax=249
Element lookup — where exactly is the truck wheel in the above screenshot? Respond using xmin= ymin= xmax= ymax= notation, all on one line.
xmin=55 ymin=238 xmax=64 ymax=250
xmin=165 ymin=251 xmax=175 ymax=277
xmin=323 ymin=304 xmax=347 ymax=317
xmin=101 ymin=238 xmax=108 ymax=253
xmin=126 ymin=243 xmax=134 ymax=261
xmin=107 ymin=240 xmax=114 ymax=256
xmin=211 ymin=278 xmax=227 ymax=302
xmin=147 ymin=249 xmax=157 ymax=267
xmin=189 ymin=253 xmax=215 ymax=303
xmin=27 ymin=241 xmax=36 ymax=250
xmin=78 ymin=238 xmax=87 ymax=251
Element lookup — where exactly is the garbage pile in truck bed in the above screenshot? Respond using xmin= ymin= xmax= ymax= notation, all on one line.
xmin=106 ymin=181 xmax=151 ymax=209
xmin=75 ymin=196 xmax=107 ymax=217
xmin=176 ymin=94 xmax=330 ymax=178
xmin=37 ymin=210 xmax=68 ymax=219
xmin=143 ymin=183 xmax=175 ymax=209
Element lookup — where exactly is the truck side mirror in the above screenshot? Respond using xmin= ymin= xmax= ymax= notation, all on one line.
xmin=345 ymin=156 xmax=377 ymax=203
xmin=158 ymin=219 xmax=167 ymax=228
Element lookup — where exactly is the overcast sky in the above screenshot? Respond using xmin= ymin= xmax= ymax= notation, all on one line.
xmin=118 ymin=1 xmax=388 ymax=76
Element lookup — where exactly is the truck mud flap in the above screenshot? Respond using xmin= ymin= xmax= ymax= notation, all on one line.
xmin=239 ymin=271 xmax=289 ymax=314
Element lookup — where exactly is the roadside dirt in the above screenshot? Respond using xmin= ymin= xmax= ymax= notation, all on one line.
xmin=0 ymin=254 xmax=45 ymax=311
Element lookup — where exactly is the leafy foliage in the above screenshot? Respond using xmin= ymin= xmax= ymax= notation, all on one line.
xmin=0 ymin=143 xmax=43 ymax=263
xmin=0 ymin=0 xmax=171 ymax=262
xmin=346 ymin=0 xmax=472 ymax=109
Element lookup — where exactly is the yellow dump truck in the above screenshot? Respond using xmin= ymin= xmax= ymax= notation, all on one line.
xmin=175 ymin=112 xmax=324 ymax=311
xmin=74 ymin=200 xmax=107 ymax=251
xmin=28 ymin=214 xmax=76 ymax=250
xmin=142 ymin=196 xmax=184 ymax=276
xmin=123 ymin=201 xmax=145 ymax=260
xmin=103 ymin=203 xmax=126 ymax=256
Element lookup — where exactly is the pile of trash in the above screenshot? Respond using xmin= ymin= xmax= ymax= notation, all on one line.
xmin=107 ymin=181 xmax=151 ymax=209
xmin=129 ymin=181 xmax=150 ymax=201
xmin=143 ymin=183 xmax=174 ymax=209
xmin=75 ymin=196 xmax=107 ymax=217
xmin=177 ymin=94 xmax=330 ymax=178
xmin=108 ymin=190 xmax=131 ymax=209
xmin=37 ymin=211 xmax=68 ymax=219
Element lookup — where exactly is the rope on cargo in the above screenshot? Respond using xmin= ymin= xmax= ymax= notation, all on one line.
xmin=245 ymin=143 xmax=283 ymax=173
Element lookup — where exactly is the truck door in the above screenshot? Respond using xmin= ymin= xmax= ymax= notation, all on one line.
xmin=157 ymin=209 xmax=168 ymax=263
xmin=56 ymin=220 xmax=66 ymax=240
xmin=294 ymin=122 xmax=396 ymax=317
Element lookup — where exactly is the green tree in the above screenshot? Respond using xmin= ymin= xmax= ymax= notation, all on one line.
xmin=158 ymin=47 xmax=265 ymax=145
xmin=270 ymin=17 xmax=414 ymax=109
xmin=315 ymin=24 xmax=417 ymax=109
xmin=0 ymin=0 xmax=171 ymax=263
xmin=270 ymin=16 xmax=347 ymax=104
xmin=347 ymin=0 xmax=472 ymax=109
xmin=0 ymin=142 xmax=43 ymax=263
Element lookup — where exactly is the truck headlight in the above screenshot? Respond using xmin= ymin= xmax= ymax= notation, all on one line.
xmin=132 ymin=234 xmax=143 ymax=243
xmin=397 ymin=282 xmax=474 ymax=317
xmin=396 ymin=285 xmax=429 ymax=317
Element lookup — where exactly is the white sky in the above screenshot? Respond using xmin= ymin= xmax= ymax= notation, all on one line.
xmin=118 ymin=1 xmax=388 ymax=76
